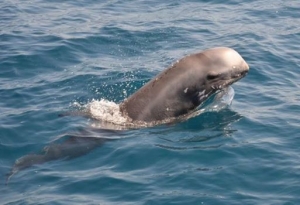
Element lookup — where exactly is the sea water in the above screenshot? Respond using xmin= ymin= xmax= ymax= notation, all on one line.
xmin=1 ymin=0 xmax=299 ymax=204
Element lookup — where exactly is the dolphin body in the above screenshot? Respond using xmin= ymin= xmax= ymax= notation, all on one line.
xmin=6 ymin=47 xmax=249 ymax=184
xmin=6 ymin=131 xmax=113 ymax=185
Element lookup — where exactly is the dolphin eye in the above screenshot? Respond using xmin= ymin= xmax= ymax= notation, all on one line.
xmin=207 ymin=74 xmax=219 ymax=80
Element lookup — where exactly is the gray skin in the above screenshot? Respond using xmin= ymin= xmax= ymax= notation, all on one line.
xmin=120 ymin=47 xmax=249 ymax=122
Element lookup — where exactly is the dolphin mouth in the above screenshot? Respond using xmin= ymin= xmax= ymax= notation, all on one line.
xmin=232 ymin=70 xmax=248 ymax=78
xmin=210 ymin=70 xmax=248 ymax=91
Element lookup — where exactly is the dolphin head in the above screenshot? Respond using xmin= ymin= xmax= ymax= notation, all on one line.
xmin=195 ymin=47 xmax=249 ymax=101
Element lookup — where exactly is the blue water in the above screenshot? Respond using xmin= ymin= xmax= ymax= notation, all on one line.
xmin=1 ymin=0 xmax=300 ymax=204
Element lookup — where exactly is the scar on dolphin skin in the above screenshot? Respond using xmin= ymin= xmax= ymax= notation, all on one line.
xmin=6 ymin=47 xmax=249 ymax=184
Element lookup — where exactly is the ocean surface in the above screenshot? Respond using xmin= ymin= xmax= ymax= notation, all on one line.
xmin=1 ymin=0 xmax=299 ymax=204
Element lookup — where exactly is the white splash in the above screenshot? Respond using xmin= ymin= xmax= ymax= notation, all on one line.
xmin=87 ymin=99 xmax=127 ymax=124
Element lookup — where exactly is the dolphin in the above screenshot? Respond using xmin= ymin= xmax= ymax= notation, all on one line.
xmin=6 ymin=47 xmax=249 ymax=184
xmin=5 ymin=130 xmax=117 ymax=185
xmin=120 ymin=47 xmax=249 ymax=122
